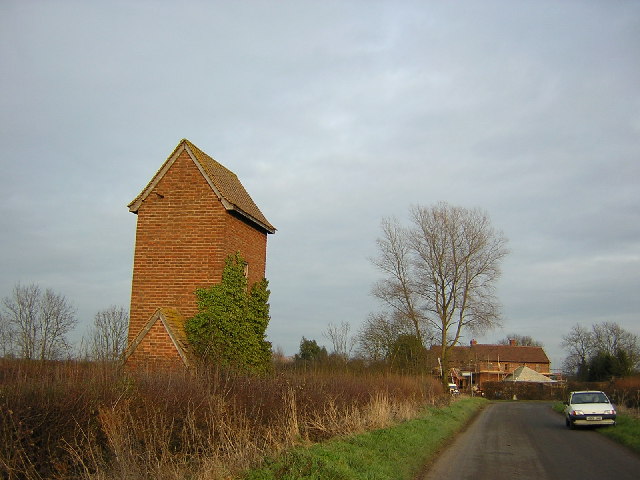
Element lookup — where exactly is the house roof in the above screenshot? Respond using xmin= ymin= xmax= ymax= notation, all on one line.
xmin=503 ymin=365 xmax=555 ymax=383
xmin=128 ymin=139 xmax=276 ymax=234
xmin=122 ymin=307 xmax=193 ymax=367
xmin=435 ymin=344 xmax=550 ymax=364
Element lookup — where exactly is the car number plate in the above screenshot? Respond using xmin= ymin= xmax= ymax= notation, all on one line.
xmin=586 ymin=416 xmax=602 ymax=421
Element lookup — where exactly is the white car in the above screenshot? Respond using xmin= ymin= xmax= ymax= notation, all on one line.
xmin=564 ymin=390 xmax=616 ymax=429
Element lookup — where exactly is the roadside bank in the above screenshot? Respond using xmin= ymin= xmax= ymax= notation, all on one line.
xmin=243 ymin=396 xmax=487 ymax=480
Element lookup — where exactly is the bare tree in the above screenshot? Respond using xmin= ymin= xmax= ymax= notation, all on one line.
xmin=0 ymin=313 xmax=15 ymax=357
xmin=561 ymin=323 xmax=593 ymax=375
xmin=2 ymin=283 xmax=39 ymax=359
xmin=591 ymin=322 xmax=640 ymax=368
xmin=561 ymin=322 xmax=640 ymax=377
xmin=355 ymin=312 xmax=413 ymax=362
xmin=370 ymin=203 xmax=508 ymax=387
xmin=1 ymin=283 xmax=77 ymax=360
xmin=323 ymin=321 xmax=354 ymax=360
xmin=410 ymin=203 xmax=508 ymax=386
xmin=370 ymin=217 xmax=428 ymax=345
xmin=88 ymin=305 xmax=129 ymax=362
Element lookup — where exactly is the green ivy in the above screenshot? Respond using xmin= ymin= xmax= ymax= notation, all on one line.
xmin=185 ymin=252 xmax=272 ymax=374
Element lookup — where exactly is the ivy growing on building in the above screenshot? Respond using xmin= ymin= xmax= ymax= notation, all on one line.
xmin=185 ymin=252 xmax=272 ymax=374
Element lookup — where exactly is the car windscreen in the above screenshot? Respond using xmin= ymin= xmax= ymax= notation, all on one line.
xmin=571 ymin=393 xmax=608 ymax=404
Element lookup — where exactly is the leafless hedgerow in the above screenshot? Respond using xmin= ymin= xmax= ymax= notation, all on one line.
xmin=0 ymin=359 xmax=442 ymax=480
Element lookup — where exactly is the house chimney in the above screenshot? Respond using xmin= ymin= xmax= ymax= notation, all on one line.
xmin=509 ymin=339 xmax=517 ymax=346
xmin=470 ymin=339 xmax=477 ymax=346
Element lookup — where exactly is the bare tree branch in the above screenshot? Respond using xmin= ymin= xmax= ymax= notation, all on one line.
xmin=323 ymin=321 xmax=353 ymax=361
xmin=370 ymin=216 xmax=428 ymax=344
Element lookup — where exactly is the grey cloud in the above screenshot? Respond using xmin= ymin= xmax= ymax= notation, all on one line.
xmin=1 ymin=1 xmax=638 ymax=369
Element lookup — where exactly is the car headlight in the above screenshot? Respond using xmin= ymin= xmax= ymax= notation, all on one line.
xmin=603 ymin=409 xmax=615 ymax=415
xmin=571 ymin=410 xmax=584 ymax=416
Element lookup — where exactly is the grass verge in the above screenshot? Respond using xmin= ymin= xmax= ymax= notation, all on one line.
xmin=243 ymin=397 xmax=487 ymax=480
xmin=598 ymin=414 xmax=640 ymax=453
xmin=552 ymin=402 xmax=640 ymax=454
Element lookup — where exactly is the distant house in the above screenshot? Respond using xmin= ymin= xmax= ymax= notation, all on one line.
xmin=123 ymin=139 xmax=275 ymax=369
xmin=430 ymin=339 xmax=551 ymax=389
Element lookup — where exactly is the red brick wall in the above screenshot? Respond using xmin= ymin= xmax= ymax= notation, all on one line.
xmin=225 ymin=212 xmax=268 ymax=287
xmin=128 ymin=149 xmax=268 ymax=347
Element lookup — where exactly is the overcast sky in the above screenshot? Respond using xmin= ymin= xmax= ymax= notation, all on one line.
xmin=1 ymin=1 xmax=638 ymax=369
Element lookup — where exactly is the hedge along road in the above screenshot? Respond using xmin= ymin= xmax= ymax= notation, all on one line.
xmin=422 ymin=402 xmax=640 ymax=480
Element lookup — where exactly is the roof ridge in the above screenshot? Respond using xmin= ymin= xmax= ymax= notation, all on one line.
xmin=181 ymin=139 xmax=275 ymax=233
xmin=128 ymin=139 xmax=275 ymax=234
xmin=181 ymin=139 xmax=237 ymax=178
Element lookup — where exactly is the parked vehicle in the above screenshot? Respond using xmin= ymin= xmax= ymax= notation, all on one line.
xmin=564 ymin=390 xmax=616 ymax=429
xmin=448 ymin=383 xmax=460 ymax=395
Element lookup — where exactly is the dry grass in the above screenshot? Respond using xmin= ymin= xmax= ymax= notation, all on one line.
xmin=0 ymin=359 xmax=442 ymax=479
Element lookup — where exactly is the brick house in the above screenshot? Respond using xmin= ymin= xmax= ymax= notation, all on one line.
xmin=430 ymin=339 xmax=551 ymax=389
xmin=123 ymin=139 xmax=275 ymax=369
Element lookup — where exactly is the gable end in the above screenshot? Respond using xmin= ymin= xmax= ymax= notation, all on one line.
xmin=123 ymin=307 xmax=191 ymax=368
xmin=128 ymin=139 xmax=276 ymax=234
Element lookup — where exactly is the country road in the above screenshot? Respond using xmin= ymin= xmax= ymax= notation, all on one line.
xmin=422 ymin=401 xmax=640 ymax=480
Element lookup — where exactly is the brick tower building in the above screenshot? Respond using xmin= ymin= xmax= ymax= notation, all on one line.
xmin=123 ymin=139 xmax=275 ymax=368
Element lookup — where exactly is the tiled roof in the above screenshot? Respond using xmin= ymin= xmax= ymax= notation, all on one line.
xmin=128 ymin=139 xmax=275 ymax=234
xmin=435 ymin=344 xmax=550 ymax=364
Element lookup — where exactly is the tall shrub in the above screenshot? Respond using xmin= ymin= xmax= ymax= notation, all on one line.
xmin=185 ymin=252 xmax=272 ymax=373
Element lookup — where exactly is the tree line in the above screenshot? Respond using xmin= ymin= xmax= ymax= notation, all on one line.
xmin=562 ymin=322 xmax=640 ymax=381
xmin=291 ymin=319 xmax=639 ymax=380
xmin=0 ymin=283 xmax=128 ymax=362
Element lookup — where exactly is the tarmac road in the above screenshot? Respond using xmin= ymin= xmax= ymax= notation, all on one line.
xmin=422 ymin=401 xmax=640 ymax=480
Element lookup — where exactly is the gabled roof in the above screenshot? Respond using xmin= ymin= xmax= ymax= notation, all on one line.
xmin=128 ymin=139 xmax=276 ymax=234
xmin=435 ymin=344 xmax=550 ymax=364
xmin=503 ymin=365 xmax=555 ymax=383
xmin=122 ymin=307 xmax=193 ymax=367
